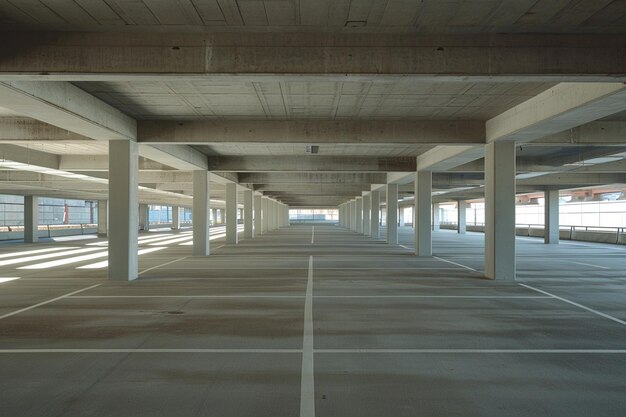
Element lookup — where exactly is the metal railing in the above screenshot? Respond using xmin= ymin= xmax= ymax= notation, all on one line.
xmin=0 ymin=223 xmax=98 ymax=239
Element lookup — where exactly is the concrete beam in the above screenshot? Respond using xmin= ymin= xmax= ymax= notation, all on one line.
xmin=207 ymin=156 xmax=416 ymax=172
xmin=138 ymin=144 xmax=208 ymax=170
xmin=139 ymin=120 xmax=485 ymax=145
xmin=0 ymin=143 xmax=59 ymax=170
xmin=534 ymin=122 xmax=626 ymax=146
xmin=487 ymin=83 xmax=626 ymax=143
xmin=0 ymin=81 xmax=136 ymax=140
xmin=256 ymin=184 xmax=370 ymax=194
xmin=240 ymin=172 xmax=387 ymax=185
xmin=0 ymin=117 xmax=89 ymax=141
xmin=416 ymin=145 xmax=485 ymax=172
xmin=1 ymin=33 xmax=625 ymax=80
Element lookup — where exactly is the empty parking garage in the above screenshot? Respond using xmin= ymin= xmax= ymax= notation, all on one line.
xmin=1 ymin=1 xmax=626 ymax=416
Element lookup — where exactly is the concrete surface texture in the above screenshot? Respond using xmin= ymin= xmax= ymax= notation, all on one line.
xmin=1 ymin=225 xmax=626 ymax=417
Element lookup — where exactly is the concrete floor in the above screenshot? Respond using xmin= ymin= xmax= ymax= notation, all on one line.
xmin=1 ymin=225 xmax=625 ymax=416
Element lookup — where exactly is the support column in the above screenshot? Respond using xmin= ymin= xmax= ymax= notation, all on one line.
xmin=370 ymin=191 xmax=380 ymax=239
xmin=97 ymin=199 xmax=108 ymax=237
xmin=545 ymin=189 xmax=560 ymax=244
xmin=171 ymin=206 xmax=180 ymax=230
xmin=432 ymin=203 xmax=440 ymax=231
xmin=414 ymin=171 xmax=432 ymax=256
xmin=226 ymin=183 xmax=238 ymax=244
xmin=244 ymin=190 xmax=254 ymax=239
xmin=485 ymin=141 xmax=516 ymax=281
xmin=254 ymin=194 xmax=262 ymax=236
xmin=399 ymin=207 xmax=405 ymax=227
xmin=350 ymin=200 xmax=357 ymax=231
xmin=458 ymin=200 xmax=467 ymax=234
xmin=387 ymin=184 xmax=398 ymax=244
xmin=192 ymin=170 xmax=210 ymax=256
xmin=109 ymin=140 xmax=138 ymax=281
xmin=23 ymin=195 xmax=38 ymax=243
xmin=363 ymin=193 xmax=371 ymax=236
xmin=139 ymin=204 xmax=149 ymax=231
xmin=261 ymin=197 xmax=269 ymax=234
xmin=355 ymin=197 xmax=363 ymax=234
xmin=274 ymin=201 xmax=280 ymax=229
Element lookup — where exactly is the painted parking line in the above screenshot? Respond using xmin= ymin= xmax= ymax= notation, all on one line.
xmin=520 ymin=283 xmax=626 ymax=327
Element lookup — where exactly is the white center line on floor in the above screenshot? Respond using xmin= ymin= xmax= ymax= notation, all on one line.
xmin=139 ymin=256 xmax=189 ymax=276
xmin=0 ymin=284 xmax=101 ymax=321
xmin=433 ymin=256 xmax=479 ymax=272
xmin=0 ymin=348 xmax=302 ymax=354
xmin=69 ymin=295 xmax=305 ymax=299
xmin=568 ymin=261 xmax=611 ymax=270
xmin=313 ymin=295 xmax=551 ymax=299
xmin=300 ymin=255 xmax=315 ymax=417
xmin=311 ymin=226 xmax=315 ymax=244
xmin=519 ymin=283 xmax=626 ymax=327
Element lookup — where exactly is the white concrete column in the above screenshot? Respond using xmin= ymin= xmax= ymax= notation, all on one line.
xmin=139 ymin=204 xmax=149 ymax=231
xmin=544 ymin=189 xmax=560 ymax=244
xmin=355 ymin=197 xmax=363 ymax=233
xmin=346 ymin=202 xmax=351 ymax=230
xmin=254 ymin=194 xmax=262 ymax=236
xmin=457 ymin=200 xmax=467 ymax=235
xmin=387 ymin=184 xmax=398 ymax=244
xmin=226 ymin=183 xmax=238 ymax=244
xmin=192 ymin=170 xmax=210 ymax=256
xmin=432 ymin=203 xmax=440 ymax=231
xmin=414 ymin=171 xmax=432 ymax=256
xmin=371 ymin=191 xmax=380 ymax=239
xmin=485 ymin=141 xmax=516 ymax=281
xmin=243 ymin=189 xmax=253 ymax=239
xmin=97 ymin=199 xmax=108 ymax=237
xmin=108 ymin=140 xmax=139 ymax=281
xmin=268 ymin=200 xmax=274 ymax=231
xmin=363 ymin=193 xmax=371 ymax=236
xmin=23 ymin=195 xmax=38 ymax=243
xmin=171 ymin=206 xmax=180 ymax=230
xmin=350 ymin=200 xmax=357 ymax=231
xmin=399 ymin=207 xmax=405 ymax=227
xmin=261 ymin=197 xmax=269 ymax=234
xmin=274 ymin=201 xmax=280 ymax=229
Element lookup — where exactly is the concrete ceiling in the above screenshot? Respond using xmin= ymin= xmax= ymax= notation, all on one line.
xmin=75 ymin=80 xmax=556 ymax=121
xmin=1 ymin=0 xmax=625 ymax=34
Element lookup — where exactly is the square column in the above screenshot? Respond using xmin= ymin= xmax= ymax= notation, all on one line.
xmin=399 ymin=207 xmax=405 ymax=227
xmin=226 ymin=183 xmax=238 ymax=244
xmin=485 ymin=141 xmax=516 ymax=281
xmin=350 ymin=200 xmax=357 ymax=231
xmin=414 ymin=171 xmax=432 ymax=256
xmin=192 ymin=170 xmax=210 ymax=256
xmin=363 ymin=193 xmax=371 ymax=236
xmin=172 ymin=206 xmax=180 ymax=230
xmin=544 ymin=189 xmax=560 ymax=244
xmin=268 ymin=200 xmax=274 ymax=231
xmin=457 ymin=200 xmax=467 ymax=234
xmin=386 ymin=184 xmax=398 ymax=244
xmin=97 ymin=200 xmax=108 ymax=237
xmin=346 ymin=202 xmax=352 ymax=230
xmin=254 ymin=194 xmax=262 ymax=236
xmin=370 ymin=191 xmax=380 ymax=239
xmin=261 ymin=197 xmax=269 ymax=234
xmin=274 ymin=201 xmax=279 ymax=229
xmin=244 ymin=189 xmax=254 ymax=239
xmin=23 ymin=195 xmax=39 ymax=243
xmin=432 ymin=203 xmax=440 ymax=231
xmin=139 ymin=204 xmax=149 ymax=231
xmin=108 ymin=140 xmax=139 ymax=281
xmin=355 ymin=197 xmax=363 ymax=234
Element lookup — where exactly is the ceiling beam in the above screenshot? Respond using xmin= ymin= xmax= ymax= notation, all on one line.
xmin=486 ymin=83 xmax=626 ymax=143
xmin=138 ymin=120 xmax=485 ymax=145
xmin=239 ymin=172 xmax=387 ymax=184
xmin=208 ymin=156 xmax=416 ymax=172
xmin=0 ymin=117 xmax=90 ymax=141
xmin=0 ymin=81 xmax=136 ymax=140
xmin=1 ymin=33 xmax=625 ymax=81
xmin=533 ymin=122 xmax=626 ymax=146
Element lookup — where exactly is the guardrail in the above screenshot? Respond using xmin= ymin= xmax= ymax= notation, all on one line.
xmin=0 ymin=223 xmax=99 ymax=240
xmin=439 ymin=222 xmax=626 ymax=245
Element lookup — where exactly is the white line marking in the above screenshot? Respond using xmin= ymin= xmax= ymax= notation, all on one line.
xmin=139 ymin=256 xmax=189 ymax=276
xmin=519 ymin=283 xmax=626 ymax=326
xmin=314 ymin=349 xmax=626 ymax=354
xmin=69 ymin=295 xmax=305 ymax=299
xmin=300 ymin=255 xmax=315 ymax=417
xmin=313 ymin=295 xmax=550 ymax=299
xmin=568 ymin=261 xmax=610 ymax=270
xmin=0 ymin=349 xmax=301 ymax=354
xmin=0 ymin=284 xmax=101 ymax=321
xmin=311 ymin=226 xmax=315 ymax=244
xmin=433 ymin=256 xmax=479 ymax=272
